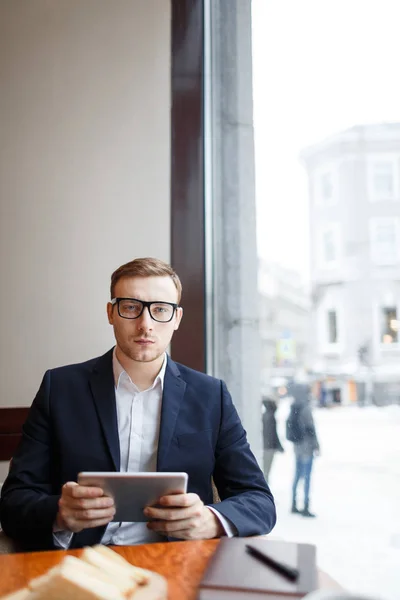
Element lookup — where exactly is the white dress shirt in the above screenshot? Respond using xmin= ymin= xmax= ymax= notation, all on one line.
xmin=53 ymin=351 xmax=235 ymax=548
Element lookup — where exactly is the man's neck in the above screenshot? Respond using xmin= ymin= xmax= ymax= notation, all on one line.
xmin=115 ymin=347 xmax=164 ymax=391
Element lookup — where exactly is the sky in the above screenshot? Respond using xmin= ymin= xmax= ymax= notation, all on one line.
xmin=252 ymin=0 xmax=400 ymax=282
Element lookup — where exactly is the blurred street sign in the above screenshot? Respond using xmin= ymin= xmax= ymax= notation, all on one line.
xmin=276 ymin=334 xmax=296 ymax=364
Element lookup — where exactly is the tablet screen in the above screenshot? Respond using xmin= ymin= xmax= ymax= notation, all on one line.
xmin=77 ymin=472 xmax=188 ymax=522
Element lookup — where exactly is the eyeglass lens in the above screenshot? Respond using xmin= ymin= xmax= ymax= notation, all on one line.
xmin=118 ymin=299 xmax=174 ymax=322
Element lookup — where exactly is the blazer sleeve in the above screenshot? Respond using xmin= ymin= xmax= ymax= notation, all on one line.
xmin=208 ymin=381 xmax=276 ymax=537
xmin=0 ymin=371 xmax=60 ymax=550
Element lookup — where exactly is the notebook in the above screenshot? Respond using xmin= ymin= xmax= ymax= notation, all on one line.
xmin=198 ymin=537 xmax=318 ymax=599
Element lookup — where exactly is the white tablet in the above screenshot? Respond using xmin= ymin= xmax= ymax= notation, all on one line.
xmin=77 ymin=471 xmax=188 ymax=522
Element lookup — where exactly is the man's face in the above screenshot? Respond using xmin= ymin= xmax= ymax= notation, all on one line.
xmin=107 ymin=276 xmax=183 ymax=364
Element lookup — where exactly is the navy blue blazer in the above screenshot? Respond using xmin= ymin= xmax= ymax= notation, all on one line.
xmin=0 ymin=349 xmax=276 ymax=550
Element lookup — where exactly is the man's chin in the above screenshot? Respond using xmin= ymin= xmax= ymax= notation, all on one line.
xmin=130 ymin=349 xmax=162 ymax=363
xmin=117 ymin=344 xmax=165 ymax=364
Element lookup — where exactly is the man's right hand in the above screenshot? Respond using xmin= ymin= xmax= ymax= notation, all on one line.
xmin=55 ymin=481 xmax=116 ymax=533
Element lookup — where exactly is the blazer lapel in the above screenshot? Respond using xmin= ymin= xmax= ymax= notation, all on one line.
xmin=89 ymin=348 xmax=120 ymax=471
xmin=157 ymin=357 xmax=186 ymax=471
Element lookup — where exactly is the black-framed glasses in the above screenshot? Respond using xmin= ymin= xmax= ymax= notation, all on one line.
xmin=111 ymin=297 xmax=179 ymax=323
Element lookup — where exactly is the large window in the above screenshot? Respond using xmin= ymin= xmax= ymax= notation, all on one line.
xmin=253 ymin=1 xmax=400 ymax=599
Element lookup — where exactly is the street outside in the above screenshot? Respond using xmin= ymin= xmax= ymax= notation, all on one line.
xmin=268 ymin=401 xmax=400 ymax=600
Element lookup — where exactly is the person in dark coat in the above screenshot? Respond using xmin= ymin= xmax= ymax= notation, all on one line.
xmin=287 ymin=383 xmax=320 ymax=517
xmin=262 ymin=397 xmax=284 ymax=482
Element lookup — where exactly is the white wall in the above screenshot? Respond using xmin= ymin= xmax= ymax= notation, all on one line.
xmin=0 ymin=0 xmax=171 ymax=410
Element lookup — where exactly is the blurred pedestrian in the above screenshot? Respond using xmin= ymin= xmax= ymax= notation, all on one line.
xmin=318 ymin=381 xmax=328 ymax=408
xmin=262 ymin=397 xmax=284 ymax=482
xmin=286 ymin=383 xmax=320 ymax=517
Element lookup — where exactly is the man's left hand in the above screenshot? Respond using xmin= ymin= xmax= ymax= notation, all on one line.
xmin=144 ymin=492 xmax=225 ymax=540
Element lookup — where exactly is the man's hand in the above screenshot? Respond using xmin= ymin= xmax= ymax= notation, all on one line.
xmin=144 ymin=492 xmax=225 ymax=540
xmin=55 ymin=481 xmax=115 ymax=533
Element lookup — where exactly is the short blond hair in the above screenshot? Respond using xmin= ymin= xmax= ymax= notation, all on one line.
xmin=110 ymin=257 xmax=182 ymax=303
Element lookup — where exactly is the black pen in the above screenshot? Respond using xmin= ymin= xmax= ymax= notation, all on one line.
xmin=245 ymin=544 xmax=299 ymax=582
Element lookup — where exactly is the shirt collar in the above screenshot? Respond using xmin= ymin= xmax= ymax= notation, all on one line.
xmin=112 ymin=347 xmax=167 ymax=392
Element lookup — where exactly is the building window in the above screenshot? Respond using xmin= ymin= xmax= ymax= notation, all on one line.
xmin=321 ymin=172 xmax=333 ymax=201
xmin=314 ymin=167 xmax=336 ymax=206
xmin=323 ymin=230 xmax=336 ymax=262
xmin=370 ymin=218 xmax=400 ymax=266
xmin=368 ymin=158 xmax=399 ymax=202
xmin=317 ymin=303 xmax=341 ymax=352
xmin=372 ymin=162 xmax=394 ymax=198
xmin=327 ymin=310 xmax=338 ymax=344
xmin=321 ymin=225 xmax=340 ymax=266
xmin=381 ymin=307 xmax=399 ymax=344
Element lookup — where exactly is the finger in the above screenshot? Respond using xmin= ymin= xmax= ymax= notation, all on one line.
xmin=63 ymin=482 xmax=105 ymax=499
xmin=73 ymin=506 xmax=116 ymax=521
xmin=65 ymin=506 xmax=116 ymax=523
xmin=68 ymin=515 xmax=115 ymax=533
xmin=60 ymin=495 xmax=115 ymax=511
xmin=144 ymin=504 xmax=199 ymax=522
xmin=147 ymin=517 xmax=196 ymax=534
xmin=156 ymin=493 xmax=200 ymax=508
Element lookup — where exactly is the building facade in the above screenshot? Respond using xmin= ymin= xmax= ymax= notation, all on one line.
xmin=301 ymin=123 xmax=400 ymax=405
xmin=258 ymin=260 xmax=311 ymax=393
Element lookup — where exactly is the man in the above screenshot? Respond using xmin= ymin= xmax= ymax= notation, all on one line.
xmin=287 ymin=382 xmax=320 ymax=518
xmin=0 ymin=257 xmax=276 ymax=550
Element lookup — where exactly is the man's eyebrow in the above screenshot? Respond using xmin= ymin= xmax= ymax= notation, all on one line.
xmin=120 ymin=297 xmax=176 ymax=303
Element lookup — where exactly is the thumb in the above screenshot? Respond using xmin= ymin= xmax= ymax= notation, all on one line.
xmin=62 ymin=481 xmax=78 ymax=495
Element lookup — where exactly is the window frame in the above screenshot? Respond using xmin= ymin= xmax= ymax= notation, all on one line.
xmin=313 ymin=163 xmax=338 ymax=207
xmin=318 ymin=223 xmax=341 ymax=269
xmin=327 ymin=309 xmax=338 ymax=344
xmin=379 ymin=304 xmax=399 ymax=348
xmin=369 ymin=217 xmax=400 ymax=266
xmin=317 ymin=300 xmax=343 ymax=355
xmin=367 ymin=156 xmax=399 ymax=202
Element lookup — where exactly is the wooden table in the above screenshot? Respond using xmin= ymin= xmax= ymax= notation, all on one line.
xmin=0 ymin=539 xmax=341 ymax=600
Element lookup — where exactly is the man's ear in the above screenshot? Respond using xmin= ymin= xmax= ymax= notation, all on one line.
xmin=174 ymin=307 xmax=183 ymax=330
xmin=107 ymin=302 xmax=114 ymax=325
